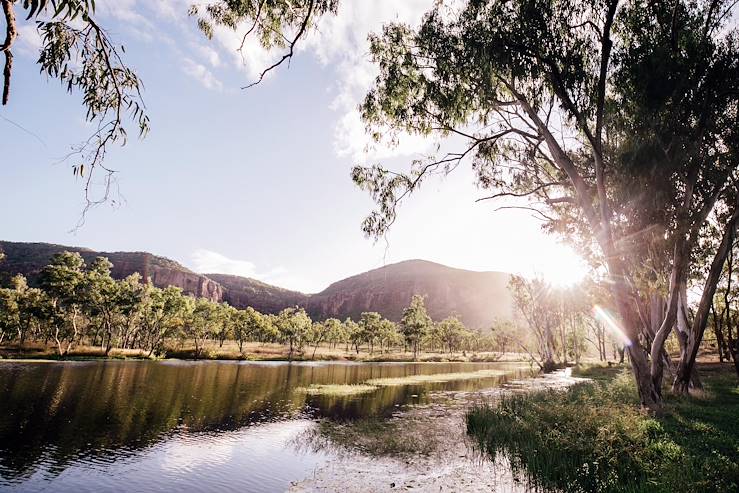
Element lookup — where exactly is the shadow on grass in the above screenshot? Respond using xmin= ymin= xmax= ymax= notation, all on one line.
xmin=467 ymin=363 xmax=739 ymax=493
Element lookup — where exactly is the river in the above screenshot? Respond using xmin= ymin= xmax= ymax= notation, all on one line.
xmin=0 ymin=360 xmax=531 ymax=492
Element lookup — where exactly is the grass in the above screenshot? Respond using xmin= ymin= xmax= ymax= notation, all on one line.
xmin=296 ymin=418 xmax=441 ymax=458
xmin=295 ymin=384 xmax=379 ymax=396
xmin=466 ymin=363 xmax=739 ymax=493
xmin=365 ymin=369 xmax=509 ymax=386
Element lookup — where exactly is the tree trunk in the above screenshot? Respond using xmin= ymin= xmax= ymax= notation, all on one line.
xmin=712 ymin=303 xmax=726 ymax=362
xmin=674 ymin=202 xmax=739 ymax=393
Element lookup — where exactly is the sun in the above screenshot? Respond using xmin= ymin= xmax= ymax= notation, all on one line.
xmin=532 ymin=243 xmax=589 ymax=287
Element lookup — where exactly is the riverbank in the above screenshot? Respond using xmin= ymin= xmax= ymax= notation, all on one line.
xmin=0 ymin=341 xmax=524 ymax=364
xmin=289 ymin=368 xmax=588 ymax=492
xmin=467 ymin=363 xmax=739 ymax=492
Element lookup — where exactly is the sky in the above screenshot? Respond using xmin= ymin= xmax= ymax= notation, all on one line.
xmin=0 ymin=1 xmax=588 ymax=293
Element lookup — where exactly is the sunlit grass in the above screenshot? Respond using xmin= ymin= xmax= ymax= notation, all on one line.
xmin=366 ymin=369 xmax=508 ymax=386
xmin=467 ymin=364 xmax=739 ymax=493
xmin=295 ymin=384 xmax=379 ymax=396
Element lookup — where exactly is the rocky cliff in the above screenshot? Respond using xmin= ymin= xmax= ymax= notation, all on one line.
xmin=0 ymin=241 xmax=223 ymax=302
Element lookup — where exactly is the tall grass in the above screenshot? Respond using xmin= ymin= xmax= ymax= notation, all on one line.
xmin=466 ymin=365 xmax=739 ymax=493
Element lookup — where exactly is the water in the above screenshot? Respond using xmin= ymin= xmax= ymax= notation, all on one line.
xmin=0 ymin=360 xmax=529 ymax=492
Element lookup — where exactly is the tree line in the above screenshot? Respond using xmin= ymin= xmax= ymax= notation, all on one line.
xmin=0 ymin=251 xmax=506 ymax=359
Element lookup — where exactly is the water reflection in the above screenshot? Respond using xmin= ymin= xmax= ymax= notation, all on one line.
xmin=0 ymin=360 xmax=529 ymax=491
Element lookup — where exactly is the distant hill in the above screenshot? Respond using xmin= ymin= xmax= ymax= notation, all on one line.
xmin=205 ymin=273 xmax=309 ymax=314
xmin=0 ymin=241 xmax=512 ymax=329
xmin=306 ymin=260 xmax=512 ymax=329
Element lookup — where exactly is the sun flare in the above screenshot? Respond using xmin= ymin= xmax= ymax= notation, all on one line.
xmin=531 ymin=243 xmax=589 ymax=287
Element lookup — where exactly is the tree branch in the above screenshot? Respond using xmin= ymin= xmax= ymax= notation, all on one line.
xmin=1 ymin=0 xmax=17 ymax=105
xmin=243 ymin=0 xmax=315 ymax=89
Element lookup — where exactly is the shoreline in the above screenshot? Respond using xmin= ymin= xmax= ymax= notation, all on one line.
xmin=0 ymin=346 xmax=531 ymax=365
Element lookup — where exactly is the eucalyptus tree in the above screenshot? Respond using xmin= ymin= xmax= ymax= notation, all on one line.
xmin=275 ymin=306 xmax=312 ymax=359
xmin=188 ymin=298 xmax=221 ymax=358
xmin=233 ymin=306 xmax=267 ymax=352
xmin=11 ymin=275 xmax=46 ymax=347
xmin=116 ymin=273 xmax=145 ymax=349
xmin=377 ymin=319 xmax=401 ymax=353
xmin=348 ymin=0 xmax=738 ymax=407
xmin=343 ymin=318 xmax=360 ymax=353
xmin=400 ymin=295 xmax=432 ymax=360
xmin=0 ymin=285 xmax=18 ymax=344
xmin=358 ymin=311 xmax=383 ymax=354
xmin=140 ymin=285 xmax=189 ymax=357
xmin=38 ymin=251 xmax=88 ymax=356
xmin=1 ymin=0 xmax=148 ymax=211
xmin=437 ymin=316 xmax=467 ymax=354
xmin=322 ymin=317 xmax=345 ymax=349
xmin=212 ymin=302 xmax=234 ymax=348
xmin=308 ymin=321 xmax=328 ymax=359
xmin=85 ymin=257 xmax=120 ymax=354
xmin=510 ymin=276 xmax=559 ymax=370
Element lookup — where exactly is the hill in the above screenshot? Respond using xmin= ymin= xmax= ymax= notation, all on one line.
xmin=307 ymin=260 xmax=512 ymax=329
xmin=205 ymin=273 xmax=309 ymax=314
xmin=0 ymin=241 xmax=512 ymax=328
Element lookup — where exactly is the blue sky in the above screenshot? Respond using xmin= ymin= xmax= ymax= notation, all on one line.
xmin=0 ymin=1 xmax=586 ymax=292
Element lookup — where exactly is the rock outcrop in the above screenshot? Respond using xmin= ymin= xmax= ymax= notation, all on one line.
xmin=0 ymin=241 xmax=223 ymax=302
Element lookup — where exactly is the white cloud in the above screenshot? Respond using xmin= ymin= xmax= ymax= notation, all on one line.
xmin=190 ymin=249 xmax=317 ymax=293
xmin=37 ymin=0 xmax=449 ymax=156
xmin=182 ymin=58 xmax=222 ymax=90
xmin=302 ymin=0 xmax=440 ymax=160
xmin=196 ymin=44 xmax=221 ymax=68
xmin=191 ymin=249 xmax=258 ymax=277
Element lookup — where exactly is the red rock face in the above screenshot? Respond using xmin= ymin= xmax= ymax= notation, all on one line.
xmin=0 ymin=242 xmax=224 ymax=302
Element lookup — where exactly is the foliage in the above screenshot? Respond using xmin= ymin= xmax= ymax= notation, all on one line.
xmin=275 ymin=306 xmax=312 ymax=358
xmin=400 ymin=294 xmax=431 ymax=359
xmin=2 ymin=1 xmax=148 ymax=212
xmin=467 ymin=365 xmax=739 ymax=492
xmin=348 ymin=0 xmax=739 ymax=407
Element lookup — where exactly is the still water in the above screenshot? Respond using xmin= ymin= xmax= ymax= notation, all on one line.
xmin=0 ymin=360 xmax=529 ymax=492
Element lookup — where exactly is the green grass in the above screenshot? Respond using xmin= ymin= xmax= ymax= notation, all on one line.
xmin=466 ymin=364 xmax=739 ymax=493
xmin=365 ymin=369 xmax=509 ymax=386
xmin=294 ymin=384 xmax=379 ymax=396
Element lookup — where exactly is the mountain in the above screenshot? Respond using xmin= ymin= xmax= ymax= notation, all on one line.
xmin=0 ymin=241 xmax=513 ymax=329
xmin=306 ymin=260 xmax=512 ymax=329
xmin=205 ymin=273 xmax=309 ymax=314
xmin=0 ymin=241 xmax=223 ymax=301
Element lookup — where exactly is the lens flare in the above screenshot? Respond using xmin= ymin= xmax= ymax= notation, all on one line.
xmin=593 ymin=305 xmax=632 ymax=347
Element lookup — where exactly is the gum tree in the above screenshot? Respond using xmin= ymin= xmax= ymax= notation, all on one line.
xmin=39 ymin=251 xmax=87 ymax=356
xmin=1 ymin=0 xmax=148 ymax=213
xmin=349 ymin=0 xmax=738 ymax=408
xmin=400 ymin=294 xmax=431 ymax=360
